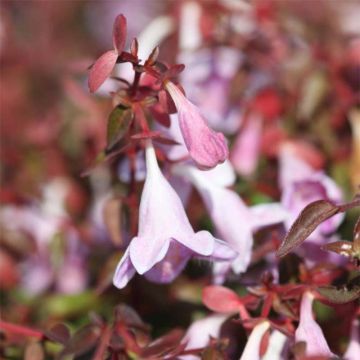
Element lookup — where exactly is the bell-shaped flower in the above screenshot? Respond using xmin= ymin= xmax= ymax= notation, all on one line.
xmin=165 ymin=81 xmax=229 ymax=170
xmin=113 ymin=143 xmax=236 ymax=289
xmin=279 ymin=142 xmax=344 ymax=240
xmin=344 ymin=318 xmax=360 ymax=360
xmin=181 ymin=314 xmax=228 ymax=360
xmin=173 ymin=162 xmax=288 ymax=282
xmin=240 ymin=321 xmax=270 ymax=360
xmin=295 ymin=292 xmax=335 ymax=358
xmin=262 ymin=330 xmax=288 ymax=360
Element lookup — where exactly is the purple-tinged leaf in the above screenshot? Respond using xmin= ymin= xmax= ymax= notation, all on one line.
xmin=112 ymin=14 xmax=127 ymax=54
xmin=45 ymin=323 xmax=70 ymax=344
xmin=60 ymin=325 xmax=100 ymax=357
xmin=88 ymin=50 xmax=118 ymax=93
xmin=276 ymin=200 xmax=339 ymax=258
xmin=317 ymin=285 xmax=360 ymax=304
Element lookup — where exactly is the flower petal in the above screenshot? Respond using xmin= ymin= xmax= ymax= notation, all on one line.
xmin=113 ymin=249 xmax=136 ymax=289
xmin=129 ymin=236 xmax=170 ymax=274
xmin=176 ymin=230 xmax=214 ymax=256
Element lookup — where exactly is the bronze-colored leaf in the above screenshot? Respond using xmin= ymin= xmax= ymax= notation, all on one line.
xmin=276 ymin=200 xmax=339 ymax=258
xmin=322 ymin=240 xmax=353 ymax=257
xmin=317 ymin=285 xmax=360 ymax=304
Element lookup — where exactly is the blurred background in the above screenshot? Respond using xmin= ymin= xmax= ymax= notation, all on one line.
xmin=0 ymin=0 xmax=359 ymax=358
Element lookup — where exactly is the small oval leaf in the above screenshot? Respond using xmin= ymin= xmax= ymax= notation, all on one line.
xmin=45 ymin=323 xmax=70 ymax=344
xmin=88 ymin=50 xmax=118 ymax=93
xmin=113 ymin=14 xmax=127 ymax=54
xmin=202 ymin=286 xmax=241 ymax=313
xmin=276 ymin=200 xmax=339 ymax=258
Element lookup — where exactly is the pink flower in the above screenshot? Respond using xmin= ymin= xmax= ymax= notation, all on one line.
xmin=165 ymin=81 xmax=229 ymax=170
xmin=113 ymin=143 xmax=236 ymax=289
xmin=295 ymin=292 xmax=335 ymax=357
xmin=240 ymin=321 xmax=270 ymax=360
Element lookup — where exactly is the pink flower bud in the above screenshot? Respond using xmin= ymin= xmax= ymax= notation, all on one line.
xmin=165 ymin=81 xmax=229 ymax=170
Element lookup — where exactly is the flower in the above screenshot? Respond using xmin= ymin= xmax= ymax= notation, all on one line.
xmin=240 ymin=321 xmax=270 ymax=360
xmin=181 ymin=314 xmax=228 ymax=360
xmin=113 ymin=142 xmax=236 ymax=289
xmin=165 ymin=81 xmax=229 ymax=170
xmin=295 ymin=292 xmax=335 ymax=357
xmin=173 ymin=162 xmax=288 ymax=282
xmin=279 ymin=142 xmax=343 ymax=235
xmin=344 ymin=318 xmax=360 ymax=360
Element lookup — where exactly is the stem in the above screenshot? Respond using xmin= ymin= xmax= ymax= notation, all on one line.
xmin=130 ymin=70 xmax=141 ymax=97
xmin=0 ymin=320 xmax=43 ymax=340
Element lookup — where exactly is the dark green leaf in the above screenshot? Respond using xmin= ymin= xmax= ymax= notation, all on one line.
xmin=107 ymin=106 xmax=133 ymax=150
xmin=276 ymin=200 xmax=339 ymax=258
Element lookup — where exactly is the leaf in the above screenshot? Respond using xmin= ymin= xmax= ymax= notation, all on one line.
xmin=88 ymin=50 xmax=118 ymax=93
xmin=45 ymin=323 xmax=71 ymax=344
xmin=166 ymin=64 xmax=185 ymax=79
xmin=146 ymin=46 xmax=159 ymax=66
xmin=322 ymin=240 xmax=353 ymax=257
xmin=130 ymin=38 xmax=138 ymax=57
xmin=113 ymin=14 xmax=127 ymax=54
xmin=60 ymin=325 xmax=100 ymax=358
xmin=202 ymin=286 xmax=241 ymax=313
xmin=141 ymin=329 xmax=184 ymax=358
xmin=114 ymin=304 xmax=145 ymax=329
xmin=107 ymin=106 xmax=133 ymax=150
xmin=24 ymin=342 xmax=44 ymax=360
xmin=317 ymin=286 xmax=360 ymax=304
xmin=276 ymin=200 xmax=339 ymax=258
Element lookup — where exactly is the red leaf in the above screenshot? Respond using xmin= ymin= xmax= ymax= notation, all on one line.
xmin=159 ymin=89 xmax=177 ymax=114
xmin=276 ymin=200 xmax=339 ymax=258
xmin=166 ymin=64 xmax=185 ymax=79
xmin=113 ymin=14 xmax=127 ymax=54
xmin=88 ymin=50 xmax=118 ymax=93
xmin=150 ymin=105 xmax=171 ymax=127
xmin=202 ymin=286 xmax=242 ymax=313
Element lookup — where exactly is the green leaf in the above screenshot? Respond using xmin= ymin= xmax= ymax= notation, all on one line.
xmin=107 ymin=105 xmax=133 ymax=150
xmin=317 ymin=285 xmax=360 ymax=304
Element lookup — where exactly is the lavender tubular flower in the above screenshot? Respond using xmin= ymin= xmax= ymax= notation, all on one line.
xmin=113 ymin=142 xmax=236 ymax=289
xmin=295 ymin=292 xmax=335 ymax=357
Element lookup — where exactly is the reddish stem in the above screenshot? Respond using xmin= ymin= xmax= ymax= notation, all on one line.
xmin=0 ymin=320 xmax=43 ymax=340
